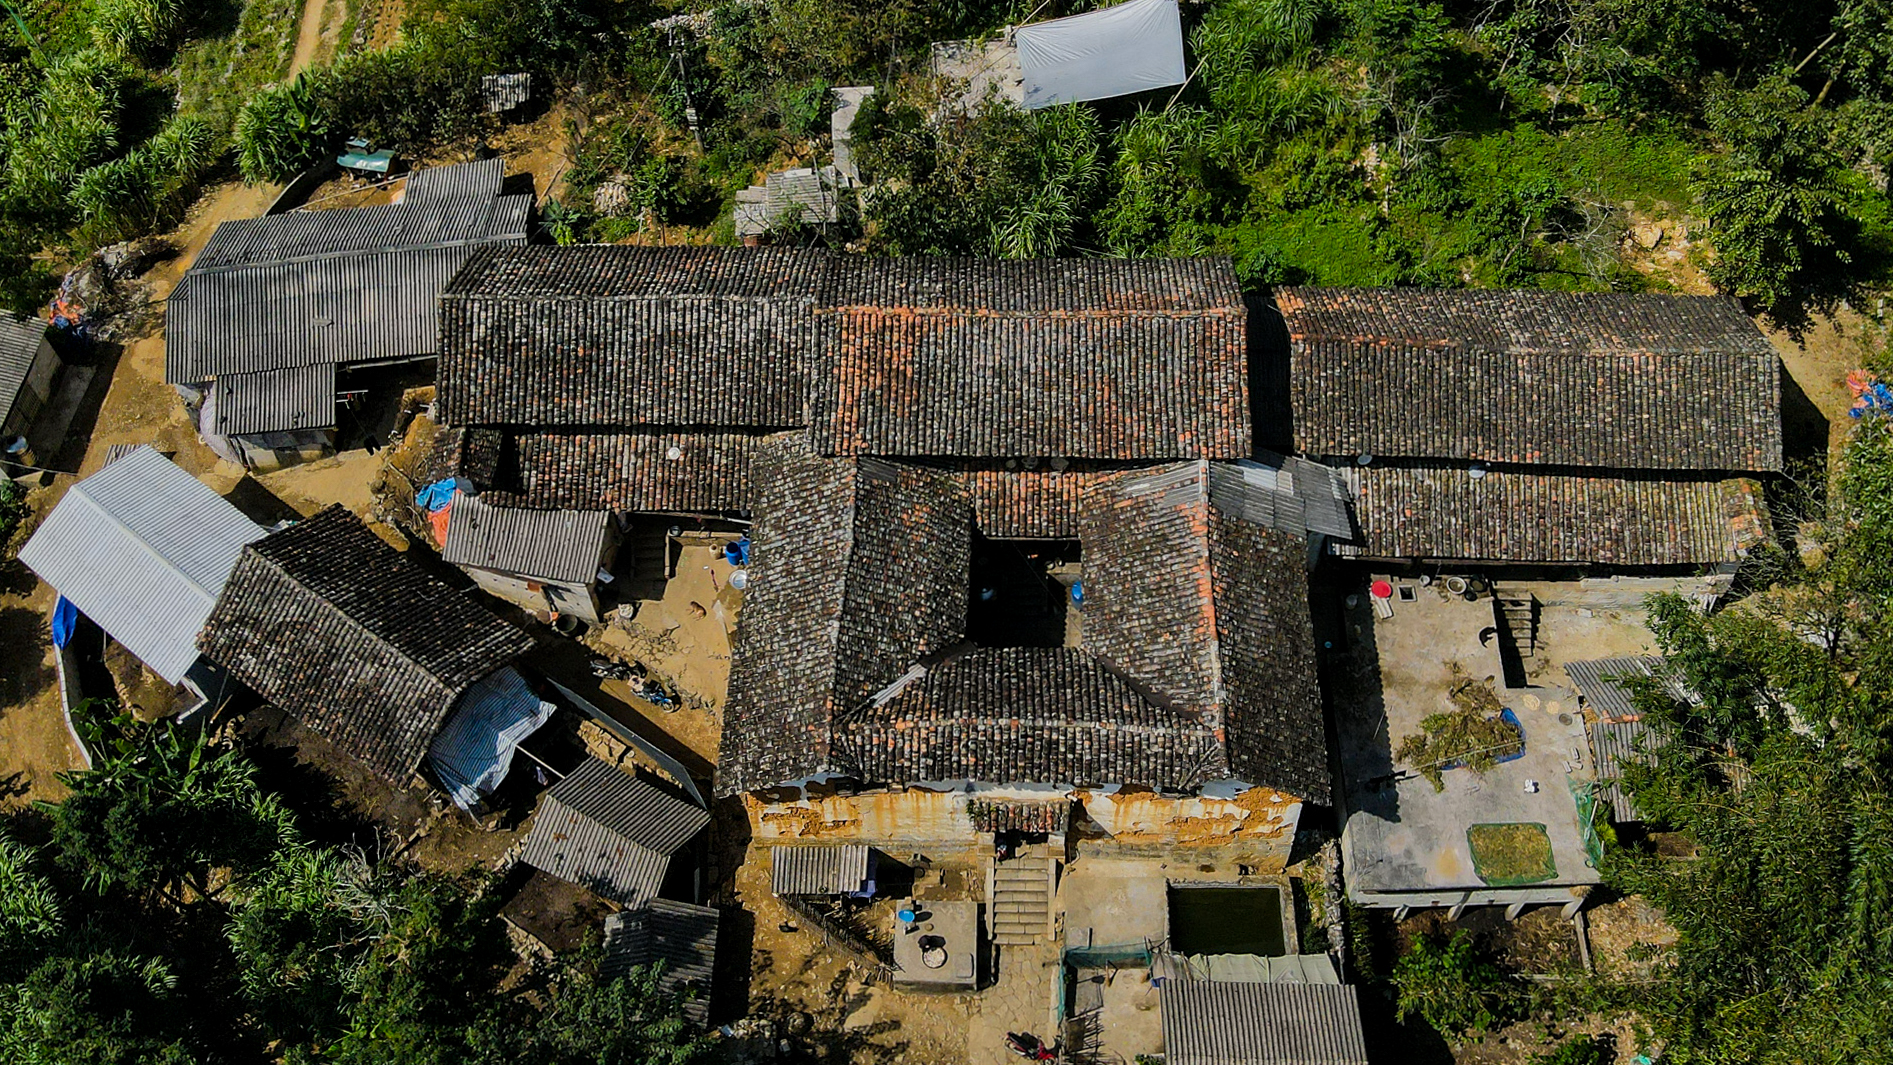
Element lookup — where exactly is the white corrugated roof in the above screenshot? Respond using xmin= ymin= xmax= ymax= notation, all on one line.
xmin=19 ymin=446 xmax=266 ymax=682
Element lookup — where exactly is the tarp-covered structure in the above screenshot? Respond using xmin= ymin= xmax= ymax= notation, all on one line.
xmin=1015 ymin=0 xmax=1186 ymax=109
xmin=426 ymin=666 xmax=557 ymax=810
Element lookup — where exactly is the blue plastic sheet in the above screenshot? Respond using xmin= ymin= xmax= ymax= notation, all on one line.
xmin=51 ymin=596 xmax=77 ymax=648
xmin=414 ymin=478 xmax=457 ymax=512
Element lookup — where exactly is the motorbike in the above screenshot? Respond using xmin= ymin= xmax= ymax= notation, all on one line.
xmin=589 ymin=657 xmax=680 ymax=710
xmin=1005 ymin=1033 xmax=1057 ymax=1061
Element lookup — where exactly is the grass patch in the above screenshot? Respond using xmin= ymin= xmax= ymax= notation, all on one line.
xmin=1467 ymin=822 xmax=1557 ymax=885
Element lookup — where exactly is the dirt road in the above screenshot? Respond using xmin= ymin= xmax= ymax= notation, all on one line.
xmin=0 ymin=179 xmax=281 ymax=806
xmin=290 ymin=0 xmax=336 ymax=75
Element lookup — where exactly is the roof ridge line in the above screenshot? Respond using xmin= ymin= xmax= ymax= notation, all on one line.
xmin=68 ymin=455 xmax=244 ymax=609
xmin=184 ymin=219 xmax=530 ymax=278
xmin=250 ymin=517 xmax=495 ymax=713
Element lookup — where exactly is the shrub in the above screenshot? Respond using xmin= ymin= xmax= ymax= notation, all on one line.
xmin=1391 ymin=929 xmax=1514 ymax=1036
xmin=235 ymin=73 xmax=329 ymax=184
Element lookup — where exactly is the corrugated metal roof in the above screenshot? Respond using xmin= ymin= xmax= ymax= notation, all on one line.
xmin=1588 ymin=718 xmax=1669 ymax=822
xmin=212 ymin=364 xmax=337 ymax=435
xmin=1564 ymin=656 xmax=1688 ymax=722
xmin=1211 ymin=454 xmax=1353 ymax=539
xmin=601 ymin=899 xmax=719 ymax=1024
xmin=403 ymin=157 xmax=505 ymax=203
xmin=770 ymin=844 xmax=871 ymax=896
xmin=1161 ymin=982 xmax=1369 ymax=1065
xmin=18 ymin=446 xmax=265 ymax=682
xmin=441 ymin=491 xmax=610 ymax=583
xmin=519 ymin=758 xmax=709 ymax=905
xmin=168 ymin=242 xmax=520 ymax=381
xmin=166 ymin=159 xmax=530 ymax=384
xmin=0 ymin=316 xmax=48 ymax=426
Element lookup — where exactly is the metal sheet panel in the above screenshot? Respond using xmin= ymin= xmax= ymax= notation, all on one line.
xmin=213 ymin=364 xmax=337 ymax=435
xmin=0 ymin=317 xmax=48 ymax=428
xmin=601 ymin=900 xmax=718 ymax=1023
xmin=18 ymin=446 xmax=266 ymax=682
xmin=442 ymin=491 xmax=610 ymax=584
xmin=1160 ymin=981 xmax=1369 ymax=1065
xmin=770 ymin=844 xmax=870 ymax=896
xmin=519 ymin=758 xmax=709 ymax=904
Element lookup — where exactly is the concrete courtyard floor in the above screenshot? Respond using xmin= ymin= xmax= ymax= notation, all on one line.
xmin=1334 ymin=583 xmax=1652 ymax=903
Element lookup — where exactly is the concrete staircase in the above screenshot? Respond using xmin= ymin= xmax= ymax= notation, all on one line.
xmin=988 ymin=846 xmax=1058 ymax=946
xmin=1497 ymin=595 xmax=1539 ymax=658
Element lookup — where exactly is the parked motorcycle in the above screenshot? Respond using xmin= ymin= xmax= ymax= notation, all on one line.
xmin=1005 ymin=1033 xmax=1057 ymax=1061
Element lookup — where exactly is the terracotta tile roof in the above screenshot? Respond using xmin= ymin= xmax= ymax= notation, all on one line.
xmin=716 ymin=437 xmax=971 ymax=795
xmin=442 ymin=429 xmax=763 ymax=513
xmin=1082 ymin=463 xmax=1330 ymax=802
xmin=812 ymin=257 xmax=1248 ymax=458
xmin=715 ymin=447 xmax=1331 ymax=803
xmin=437 ymin=252 xmax=1251 ymax=462
xmin=198 ymin=505 xmax=534 ymax=779
xmin=954 ymin=464 xmax=1114 ymax=538
xmin=1335 ymin=466 xmax=1768 ymax=565
xmin=836 ymin=647 xmax=1223 ymax=789
xmin=1276 ymin=287 xmax=1781 ymax=471
xmin=437 ymin=245 xmax=827 ymax=428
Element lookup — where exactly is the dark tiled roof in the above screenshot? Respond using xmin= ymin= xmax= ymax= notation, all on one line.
xmin=956 ymin=465 xmax=1111 ymax=539
xmin=1082 ymin=463 xmax=1330 ymax=803
xmin=0 ymin=315 xmax=49 ymax=426
xmin=601 ymin=900 xmax=719 ymax=1024
xmin=1161 ymin=982 xmax=1369 ymax=1065
xmin=167 ymin=159 xmax=530 ymax=383
xmin=436 ymin=245 xmax=826 ymax=427
xmin=449 ymin=430 xmax=762 ymax=513
xmin=1336 ymin=466 xmax=1768 ymax=565
xmin=716 ymin=450 xmax=1331 ymax=801
xmin=771 ymin=844 xmax=872 ymax=895
xmin=197 ymin=505 xmax=534 ymax=779
xmin=966 ymin=797 xmax=1072 ymax=836
xmin=836 ymin=647 xmax=1222 ymax=788
xmin=1276 ymin=287 xmax=1782 ymax=472
xmin=519 ymin=758 xmax=710 ymax=906
xmin=442 ymin=491 xmax=611 ymax=582
xmin=212 ymin=364 xmax=336 ymax=435
xmin=716 ymin=437 xmax=971 ymax=795
xmin=813 ymin=257 xmax=1248 ymax=459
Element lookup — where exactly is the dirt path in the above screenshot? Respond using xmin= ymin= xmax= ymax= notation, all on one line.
xmin=289 ymin=0 xmax=330 ymax=75
xmin=0 ymin=179 xmax=281 ymax=808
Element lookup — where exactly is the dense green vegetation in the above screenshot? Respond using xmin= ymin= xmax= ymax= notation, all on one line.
xmin=1602 ymin=384 xmax=1893 ymax=1064
xmin=0 ymin=704 xmax=710 ymax=1063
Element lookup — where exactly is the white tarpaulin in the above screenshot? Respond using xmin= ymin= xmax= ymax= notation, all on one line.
xmin=1015 ymin=0 xmax=1186 ymax=110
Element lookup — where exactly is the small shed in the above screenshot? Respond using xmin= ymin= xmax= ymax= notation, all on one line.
xmin=601 ymin=899 xmax=720 ymax=1024
xmin=1160 ymin=981 xmax=1368 ymax=1065
xmin=0 ymin=315 xmax=64 ymax=457
xmin=19 ymin=446 xmax=265 ymax=686
xmin=197 ymin=505 xmax=537 ymax=781
xmin=519 ymin=758 xmax=711 ymax=907
xmin=771 ymin=843 xmax=875 ymax=897
xmin=441 ymin=491 xmax=616 ymax=621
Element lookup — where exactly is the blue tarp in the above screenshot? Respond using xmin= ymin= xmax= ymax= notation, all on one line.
xmin=426 ymin=667 xmax=557 ymax=810
xmin=51 ymin=596 xmax=77 ymax=648
xmin=415 ymin=478 xmax=457 ymax=512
